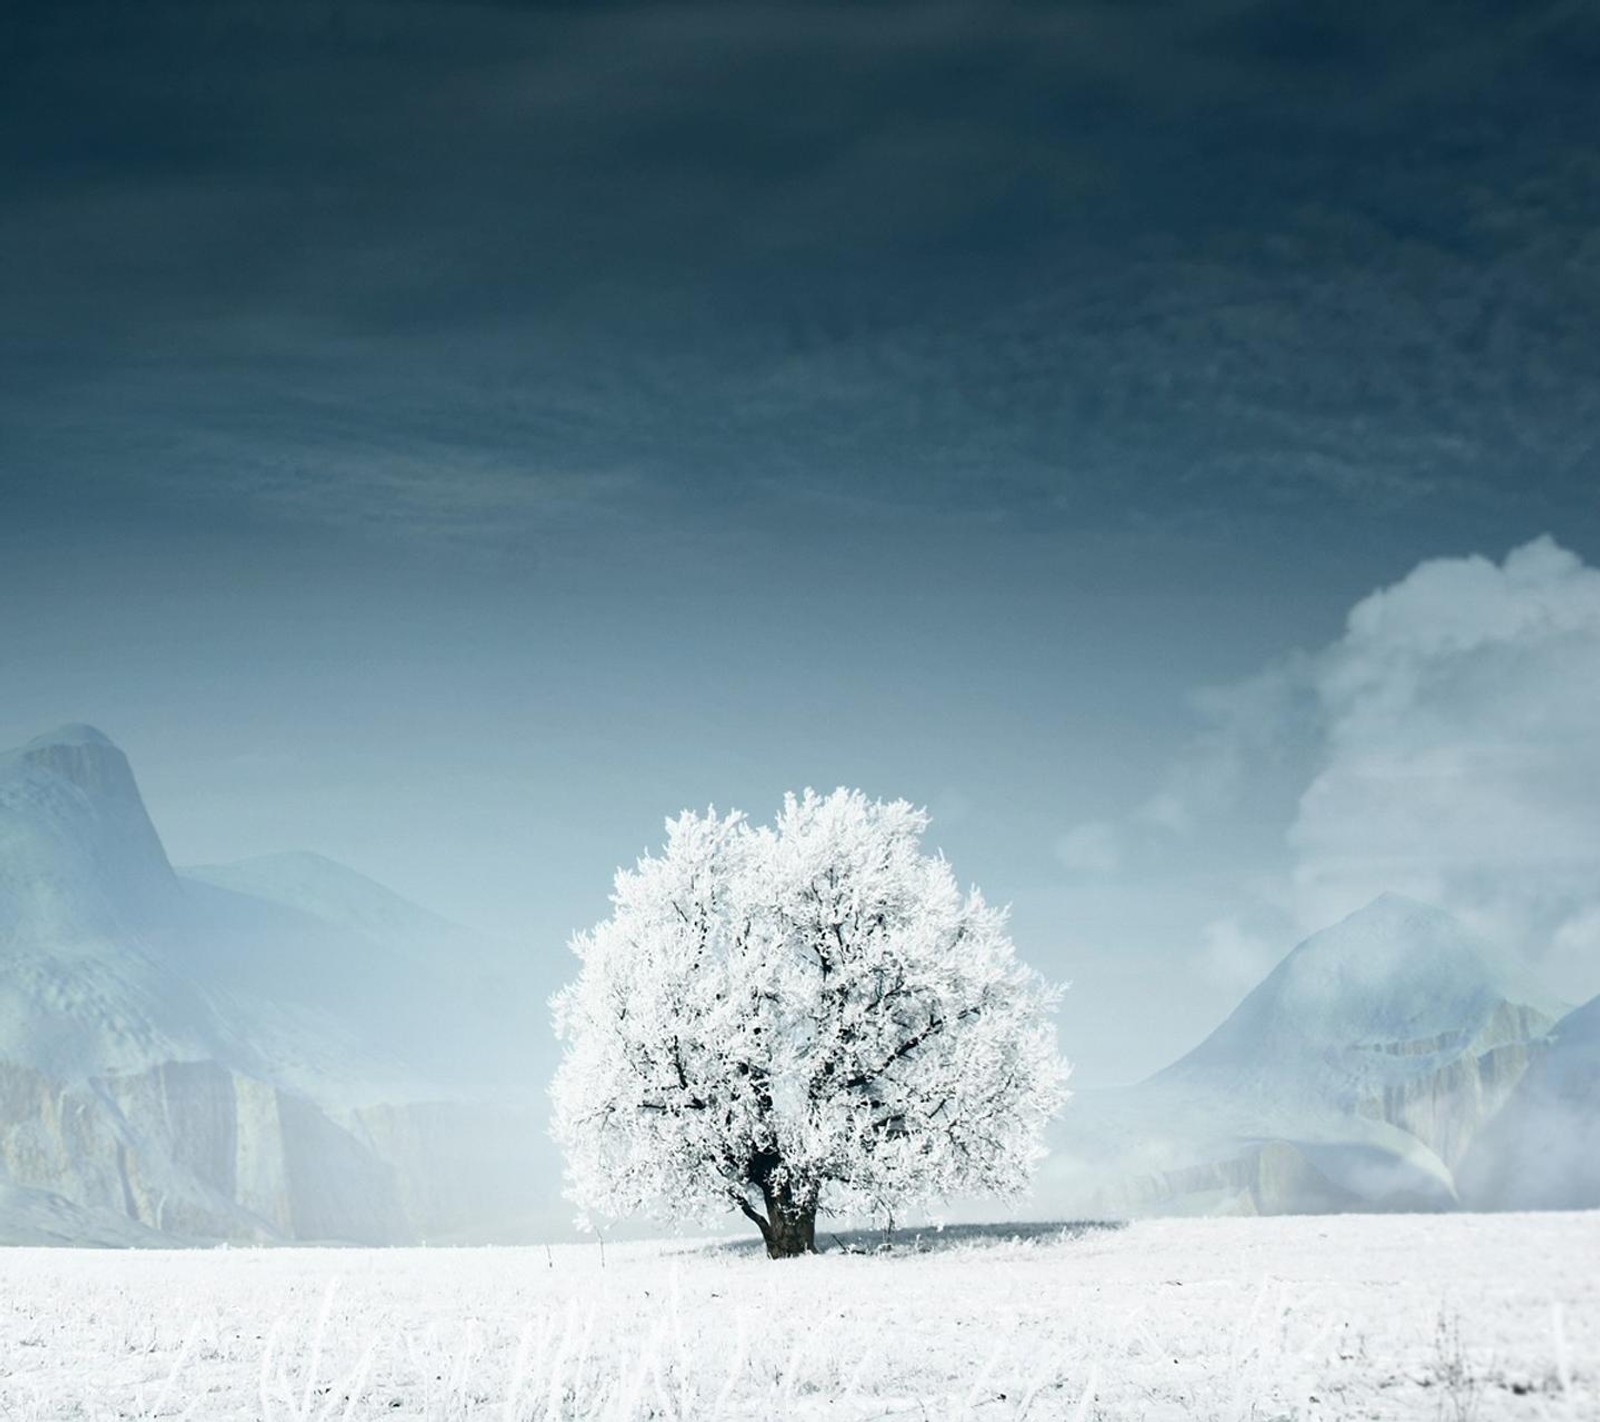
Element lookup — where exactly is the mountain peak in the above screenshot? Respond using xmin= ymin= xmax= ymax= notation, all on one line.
xmin=1165 ymin=895 xmax=1560 ymax=1083
xmin=1366 ymin=889 xmax=1428 ymax=912
xmin=1324 ymin=891 xmax=1456 ymax=931
xmin=1281 ymin=897 xmax=1561 ymax=1019
xmin=1298 ymin=892 xmax=1467 ymax=961
xmin=0 ymin=724 xmax=178 ymax=947
xmin=4 ymin=725 xmax=136 ymax=801
xmin=24 ymin=724 xmax=116 ymax=752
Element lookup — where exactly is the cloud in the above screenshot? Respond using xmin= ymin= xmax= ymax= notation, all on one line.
xmin=7 ymin=2 xmax=1600 ymax=552
xmin=1126 ymin=537 xmax=1600 ymax=1002
xmin=165 ymin=438 xmax=648 ymax=549
xmin=1286 ymin=536 xmax=1600 ymax=996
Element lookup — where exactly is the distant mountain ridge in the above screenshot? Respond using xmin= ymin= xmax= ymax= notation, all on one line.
xmin=0 ymin=725 xmax=548 ymax=1245
xmin=1165 ymin=894 xmax=1560 ymax=1082
xmin=3 ymin=725 xmax=1589 ymax=1239
xmin=1044 ymin=895 xmax=1569 ymax=1217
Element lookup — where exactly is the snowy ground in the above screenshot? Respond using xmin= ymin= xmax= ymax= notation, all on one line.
xmin=0 ymin=1213 xmax=1593 ymax=1420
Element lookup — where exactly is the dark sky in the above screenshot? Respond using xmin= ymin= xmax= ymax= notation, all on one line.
xmin=4 ymin=1 xmax=1600 ymax=1083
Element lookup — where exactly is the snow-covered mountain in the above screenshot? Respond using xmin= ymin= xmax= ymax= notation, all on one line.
xmin=0 ymin=725 xmax=182 ymax=943
xmin=0 ymin=725 xmax=547 ymax=1245
xmin=1458 ymin=993 xmax=1600 ymax=1210
xmin=1043 ymin=895 xmax=1565 ymax=1217
xmin=0 ymin=725 xmax=223 ymax=1079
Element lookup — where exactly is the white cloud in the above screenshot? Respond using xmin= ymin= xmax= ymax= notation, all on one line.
xmin=1285 ymin=536 xmax=1600 ymax=1000
xmin=1099 ymin=536 xmax=1600 ymax=1006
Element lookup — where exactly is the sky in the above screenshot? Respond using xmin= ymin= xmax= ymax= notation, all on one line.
xmin=4 ymin=0 xmax=1600 ymax=1087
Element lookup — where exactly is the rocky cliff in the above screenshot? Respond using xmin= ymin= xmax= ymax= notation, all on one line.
xmin=1457 ymin=994 xmax=1600 ymax=1211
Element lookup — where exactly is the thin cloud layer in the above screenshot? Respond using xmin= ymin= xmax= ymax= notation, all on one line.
xmin=5 ymin=2 xmax=1599 ymax=548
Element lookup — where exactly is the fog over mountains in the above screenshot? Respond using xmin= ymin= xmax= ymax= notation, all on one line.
xmin=0 ymin=725 xmax=1593 ymax=1245
xmin=1459 ymin=994 xmax=1600 ymax=1211
xmin=0 ymin=725 xmax=546 ymax=1245
xmin=1045 ymin=895 xmax=1594 ymax=1216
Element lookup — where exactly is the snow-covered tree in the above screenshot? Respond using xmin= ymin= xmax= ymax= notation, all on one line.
xmin=550 ymin=788 xmax=1070 ymax=1258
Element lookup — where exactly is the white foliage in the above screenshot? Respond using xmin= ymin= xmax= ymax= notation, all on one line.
xmin=550 ymin=788 xmax=1070 ymax=1232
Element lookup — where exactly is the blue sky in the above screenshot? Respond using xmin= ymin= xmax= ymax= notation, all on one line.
xmin=4 ymin=1 xmax=1600 ymax=1083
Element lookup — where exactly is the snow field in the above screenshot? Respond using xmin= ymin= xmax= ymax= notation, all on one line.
xmin=0 ymin=1212 xmax=1593 ymax=1420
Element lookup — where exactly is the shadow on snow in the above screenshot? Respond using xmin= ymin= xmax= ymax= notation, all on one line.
xmin=708 ymin=1218 xmax=1127 ymax=1258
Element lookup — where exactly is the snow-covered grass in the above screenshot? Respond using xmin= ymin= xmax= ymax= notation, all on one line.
xmin=0 ymin=1213 xmax=1593 ymax=1420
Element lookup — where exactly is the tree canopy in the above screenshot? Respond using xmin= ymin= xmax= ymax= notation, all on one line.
xmin=550 ymin=788 xmax=1069 ymax=1257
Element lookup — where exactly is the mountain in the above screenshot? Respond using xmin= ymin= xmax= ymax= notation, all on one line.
xmin=177 ymin=852 xmax=540 ymax=1103
xmin=1156 ymin=894 xmax=1561 ymax=1167
xmin=0 ymin=725 xmax=224 ymax=1079
xmin=1043 ymin=895 xmax=1564 ymax=1217
xmin=0 ymin=725 xmax=182 ymax=939
xmin=0 ymin=725 xmax=548 ymax=1245
xmin=1457 ymin=994 xmax=1600 ymax=1210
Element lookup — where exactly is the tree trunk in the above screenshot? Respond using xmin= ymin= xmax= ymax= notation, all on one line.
xmin=756 ymin=1176 xmax=818 ymax=1259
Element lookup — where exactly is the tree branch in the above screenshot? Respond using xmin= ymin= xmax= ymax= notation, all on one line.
xmin=841 ymin=1005 xmax=982 ymax=1090
xmin=734 ymin=1194 xmax=772 ymax=1241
